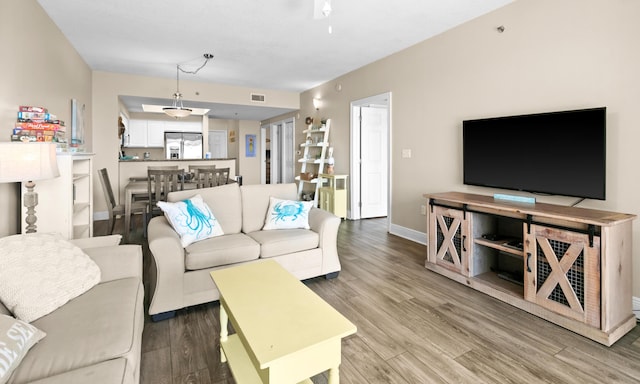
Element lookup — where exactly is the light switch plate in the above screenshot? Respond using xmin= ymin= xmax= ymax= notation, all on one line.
xmin=402 ymin=149 xmax=412 ymax=158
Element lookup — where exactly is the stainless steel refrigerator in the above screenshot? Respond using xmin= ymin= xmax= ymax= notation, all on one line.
xmin=164 ymin=131 xmax=203 ymax=159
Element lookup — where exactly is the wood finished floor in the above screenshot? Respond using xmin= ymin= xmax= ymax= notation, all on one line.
xmin=97 ymin=217 xmax=640 ymax=384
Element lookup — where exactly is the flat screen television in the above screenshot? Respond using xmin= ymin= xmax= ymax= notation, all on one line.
xmin=463 ymin=107 xmax=606 ymax=200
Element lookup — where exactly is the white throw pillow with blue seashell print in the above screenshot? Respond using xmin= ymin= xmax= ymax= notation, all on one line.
xmin=263 ymin=197 xmax=313 ymax=230
xmin=157 ymin=194 xmax=224 ymax=247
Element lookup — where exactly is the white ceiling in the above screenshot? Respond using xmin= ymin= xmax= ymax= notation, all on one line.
xmin=37 ymin=0 xmax=514 ymax=120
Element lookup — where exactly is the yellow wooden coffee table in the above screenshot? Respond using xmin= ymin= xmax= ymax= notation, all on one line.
xmin=210 ymin=260 xmax=356 ymax=384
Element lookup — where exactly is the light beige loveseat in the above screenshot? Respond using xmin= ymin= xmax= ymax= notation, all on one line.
xmin=2 ymin=235 xmax=144 ymax=384
xmin=147 ymin=182 xmax=342 ymax=320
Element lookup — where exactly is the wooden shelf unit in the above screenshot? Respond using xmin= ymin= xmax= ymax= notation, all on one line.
xmin=424 ymin=191 xmax=636 ymax=346
xmin=296 ymin=120 xmax=330 ymax=205
xmin=22 ymin=153 xmax=94 ymax=239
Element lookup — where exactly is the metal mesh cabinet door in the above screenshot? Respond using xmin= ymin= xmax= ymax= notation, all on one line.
xmin=427 ymin=206 xmax=471 ymax=276
xmin=524 ymin=225 xmax=601 ymax=328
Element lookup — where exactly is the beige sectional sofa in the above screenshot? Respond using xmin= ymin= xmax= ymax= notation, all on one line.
xmin=2 ymin=235 xmax=144 ymax=384
xmin=147 ymin=182 xmax=342 ymax=320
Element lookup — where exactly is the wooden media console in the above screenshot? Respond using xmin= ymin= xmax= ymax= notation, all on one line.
xmin=424 ymin=191 xmax=636 ymax=346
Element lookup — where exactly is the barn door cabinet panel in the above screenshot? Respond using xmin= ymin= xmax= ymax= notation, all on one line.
xmin=424 ymin=191 xmax=636 ymax=346
xmin=428 ymin=205 xmax=471 ymax=276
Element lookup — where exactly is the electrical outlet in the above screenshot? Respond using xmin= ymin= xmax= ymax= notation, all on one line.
xmin=420 ymin=205 xmax=426 ymax=215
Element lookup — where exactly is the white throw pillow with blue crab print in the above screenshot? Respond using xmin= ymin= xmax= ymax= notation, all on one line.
xmin=157 ymin=194 xmax=224 ymax=247
xmin=263 ymin=197 xmax=314 ymax=230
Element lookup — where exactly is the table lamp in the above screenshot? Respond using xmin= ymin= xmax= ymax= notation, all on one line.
xmin=0 ymin=142 xmax=60 ymax=233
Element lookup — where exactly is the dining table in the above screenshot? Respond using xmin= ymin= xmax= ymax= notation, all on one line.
xmin=123 ymin=179 xmax=197 ymax=242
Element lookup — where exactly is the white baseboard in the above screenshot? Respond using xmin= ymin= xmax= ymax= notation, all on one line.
xmin=94 ymin=211 xmax=108 ymax=221
xmin=633 ymin=296 xmax=640 ymax=320
xmin=388 ymin=223 xmax=427 ymax=245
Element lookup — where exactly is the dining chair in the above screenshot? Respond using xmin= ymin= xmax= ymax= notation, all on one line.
xmin=189 ymin=164 xmax=216 ymax=183
xmin=147 ymin=168 xmax=185 ymax=218
xmin=130 ymin=166 xmax=180 ymax=200
xmin=194 ymin=167 xmax=230 ymax=188
xmin=98 ymin=168 xmax=147 ymax=235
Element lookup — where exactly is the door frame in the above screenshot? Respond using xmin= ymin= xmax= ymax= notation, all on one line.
xmin=349 ymin=92 xmax=392 ymax=223
xmin=260 ymin=124 xmax=269 ymax=184
xmin=261 ymin=117 xmax=295 ymax=184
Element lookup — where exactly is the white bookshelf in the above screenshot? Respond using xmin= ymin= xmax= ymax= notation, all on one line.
xmin=22 ymin=153 xmax=94 ymax=239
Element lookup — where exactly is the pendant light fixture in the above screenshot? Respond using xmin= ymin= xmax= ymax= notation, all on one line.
xmin=163 ymin=65 xmax=191 ymax=118
xmin=163 ymin=53 xmax=214 ymax=118
xmin=322 ymin=0 xmax=332 ymax=17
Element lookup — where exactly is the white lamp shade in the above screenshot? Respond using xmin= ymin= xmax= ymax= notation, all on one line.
xmin=163 ymin=107 xmax=192 ymax=118
xmin=0 ymin=142 xmax=60 ymax=183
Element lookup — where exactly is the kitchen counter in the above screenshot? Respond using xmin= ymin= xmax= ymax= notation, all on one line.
xmin=119 ymin=158 xmax=236 ymax=162
xmin=117 ymin=158 xmax=237 ymax=204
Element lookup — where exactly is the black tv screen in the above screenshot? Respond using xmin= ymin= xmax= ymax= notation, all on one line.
xmin=463 ymin=107 xmax=606 ymax=200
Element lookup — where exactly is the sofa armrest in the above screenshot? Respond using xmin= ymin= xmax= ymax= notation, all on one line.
xmin=85 ymin=244 xmax=142 ymax=282
xmin=147 ymin=216 xmax=186 ymax=315
xmin=69 ymin=235 xmax=122 ymax=249
xmin=308 ymin=207 xmax=342 ymax=273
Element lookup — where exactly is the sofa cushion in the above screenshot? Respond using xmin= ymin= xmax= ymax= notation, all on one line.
xmin=0 ymin=233 xmax=101 ymax=323
xmin=185 ymin=233 xmax=260 ymax=271
xmin=263 ymin=197 xmax=313 ymax=230
xmin=158 ymin=194 xmax=225 ymax=247
xmin=11 ymin=277 xmax=143 ymax=384
xmin=241 ymin=183 xmax=298 ymax=233
xmin=0 ymin=302 xmax=9 ymax=316
xmin=23 ymin=359 xmax=132 ymax=384
xmin=247 ymin=229 xmax=319 ymax=259
xmin=169 ymin=183 xmax=242 ymax=234
xmin=0 ymin=315 xmax=46 ymax=384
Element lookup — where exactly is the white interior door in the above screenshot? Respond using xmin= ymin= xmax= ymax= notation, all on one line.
xmin=281 ymin=120 xmax=295 ymax=183
xmin=261 ymin=118 xmax=295 ymax=184
xmin=360 ymin=106 xmax=388 ymax=218
xmin=270 ymin=124 xmax=280 ymax=184
xmin=208 ymin=130 xmax=227 ymax=158
xmin=350 ymin=93 xmax=391 ymax=221
xmin=260 ymin=125 xmax=268 ymax=184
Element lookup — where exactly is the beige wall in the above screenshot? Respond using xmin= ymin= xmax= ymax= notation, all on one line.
xmin=301 ymin=0 xmax=640 ymax=293
xmin=91 ymin=71 xmax=299 ymax=213
xmin=0 ymin=0 xmax=92 ymax=236
xmin=237 ymin=120 xmax=262 ymax=185
xmin=208 ymin=118 xmax=239 ymax=161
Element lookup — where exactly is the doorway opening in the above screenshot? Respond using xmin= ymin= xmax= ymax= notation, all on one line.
xmin=261 ymin=117 xmax=295 ymax=184
xmin=350 ymin=93 xmax=391 ymax=223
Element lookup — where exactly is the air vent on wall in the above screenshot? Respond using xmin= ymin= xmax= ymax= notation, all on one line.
xmin=250 ymin=93 xmax=266 ymax=103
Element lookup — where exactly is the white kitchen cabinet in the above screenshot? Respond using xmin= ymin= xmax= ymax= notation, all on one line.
xmin=125 ymin=120 xmax=147 ymax=147
xmin=164 ymin=120 xmax=202 ymax=133
xmin=124 ymin=119 xmax=201 ymax=147
xmin=147 ymin=120 xmax=166 ymax=147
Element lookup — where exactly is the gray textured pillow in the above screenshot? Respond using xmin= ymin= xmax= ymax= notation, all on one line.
xmin=0 ymin=314 xmax=46 ymax=384
xmin=0 ymin=233 xmax=101 ymax=323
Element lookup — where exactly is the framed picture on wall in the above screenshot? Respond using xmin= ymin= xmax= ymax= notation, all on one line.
xmin=70 ymin=99 xmax=85 ymax=151
xmin=245 ymin=134 xmax=256 ymax=157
